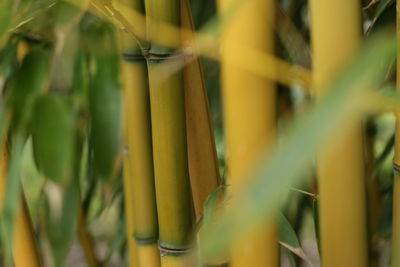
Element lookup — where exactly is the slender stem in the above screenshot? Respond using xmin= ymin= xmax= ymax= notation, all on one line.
xmin=77 ymin=210 xmax=99 ymax=267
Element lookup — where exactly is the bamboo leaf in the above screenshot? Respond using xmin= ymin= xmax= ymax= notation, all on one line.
xmin=86 ymin=20 xmax=121 ymax=181
xmin=9 ymin=48 xmax=50 ymax=131
xmin=32 ymin=93 xmax=75 ymax=184
xmin=279 ymin=213 xmax=300 ymax=248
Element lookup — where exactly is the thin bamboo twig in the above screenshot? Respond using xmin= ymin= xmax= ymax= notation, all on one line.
xmin=77 ymin=210 xmax=99 ymax=267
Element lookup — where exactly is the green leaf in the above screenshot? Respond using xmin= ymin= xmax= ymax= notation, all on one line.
xmin=87 ymin=21 xmax=121 ymax=181
xmin=32 ymin=93 xmax=75 ymax=183
xmin=312 ymin=198 xmax=320 ymax=254
xmin=10 ymin=48 xmax=50 ymax=131
xmin=279 ymin=213 xmax=300 ymax=248
xmin=200 ymin=32 xmax=396 ymax=260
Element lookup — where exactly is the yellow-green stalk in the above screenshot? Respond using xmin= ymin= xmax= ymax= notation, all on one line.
xmin=392 ymin=1 xmax=400 ymax=265
xmin=0 ymin=148 xmax=41 ymax=267
xmin=77 ymin=210 xmax=99 ymax=267
xmin=181 ymin=0 xmax=220 ymax=222
xmin=145 ymin=0 xmax=194 ymax=265
xmin=122 ymin=152 xmax=138 ymax=267
xmin=118 ymin=0 xmax=161 ymax=266
xmin=309 ymin=1 xmax=368 ymax=266
xmin=218 ymin=0 xmax=278 ymax=266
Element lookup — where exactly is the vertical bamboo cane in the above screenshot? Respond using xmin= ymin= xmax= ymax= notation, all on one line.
xmin=309 ymin=1 xmax=368 ymax=267
xmin=218 ymin=0 xmax=278 ymax=266
xmin=145 ymin=0 xmax=194 ymax=266
xmin=392 ymin=1 xmax=400 ymax=265
xmin=122 ymin=151 xmax=138 ymax=267
xmin=0 ymin=147 xmax=41 ymax=267
xmin=118 ymin=0 xmax=161 ymax=266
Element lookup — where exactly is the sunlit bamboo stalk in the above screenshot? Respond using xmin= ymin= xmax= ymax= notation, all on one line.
xmin=145 ymin=0 xmax=194 ymax=265
xmin=309 ymin=1 xmax=368 ymax=266
xmin=118 ymin=0 xmax=160 ymax=266
xmin=218 ymin=0 xmax=278 ymax=266
xmin=392 ymin=1 xmax=400 ymax=265
xmin=0 ymin=147 xmax=41 ymax=267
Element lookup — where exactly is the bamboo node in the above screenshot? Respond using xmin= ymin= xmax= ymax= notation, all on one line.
xmin=122 ymin=52 xmax=146 ymax=62
xmin=158 ymin=242 xmax=192 ymax=256
xmin=393 ymin=163 xmax=400 ymax=176
xmin=135 ymin=236 xmax=159 ymax=245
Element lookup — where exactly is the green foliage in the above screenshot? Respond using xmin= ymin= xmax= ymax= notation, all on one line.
xmin=32 ymin=93 xmax=75 ymax=184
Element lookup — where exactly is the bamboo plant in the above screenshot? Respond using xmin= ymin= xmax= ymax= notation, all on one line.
xmin=118 ymin=0 xmax=161 ymax=266
xmin=309 ymin=1 xmax=368 ymax=266
xmin=218 ymin=0 xmax=278 ymax=266
xmin=145 ymin=0 xmax=194 ymax=265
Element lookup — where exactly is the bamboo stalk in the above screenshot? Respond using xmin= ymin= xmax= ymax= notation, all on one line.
xmin=122 ymin=152 xmax=138 ymax=267
xmin=309 ymin=1 xmax=368 ymax=267
xmin=218 ymin=0 xmax=278 ymax=266
xmin=392 ymin=2 xmax=400 ymax=265
xmin=145 ymin=0 xmax=194 ymax=265
xmin=118 ymin=0 xmax=161 ymax=266
xmin=0 ymin=147 xmax=41 ymax=267
xmin=181 ymin=0 xmax=221 ymax=222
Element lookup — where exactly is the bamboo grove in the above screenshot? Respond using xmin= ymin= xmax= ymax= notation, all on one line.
xmin=1 ymin=0 xmax=400 ymax=266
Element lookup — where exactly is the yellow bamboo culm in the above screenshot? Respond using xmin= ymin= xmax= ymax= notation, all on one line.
xmin=309 ymin=1 xmax=368 ymax=267
xmin=392 ymin=1 xmax=400 ymax=266
xmin=0 ymin=148 xmax=41 ymax=267
xmin=145 ymin=0 xmax=194 ymax=265
xmin=118 ymin=0 xmax=161 ymax=266
xmin=122 ymin=151 xmax=138 ymax=267
xmin=218 ymin=0 xmax=278 ymax=266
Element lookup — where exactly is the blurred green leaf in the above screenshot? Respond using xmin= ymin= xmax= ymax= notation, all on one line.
xmin=279 ymin=213 xmax=300 ymax=248
xmin=32 ymin=93 xmax=75 ymax=184
xmin=9 ymin=48 xmax=50 ymax=131
xmin=86 ymin=19 xmax=121 ymax=181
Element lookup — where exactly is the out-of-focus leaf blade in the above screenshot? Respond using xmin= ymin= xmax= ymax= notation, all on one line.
xmin=32 ymin=93 xmax=75 ymax=184
xmin=85 ymin=19 xmax=121 ymax=181
xmin=279 ymin=213 xmax=300 ymax=248
xmin=9 ymin=48 xmax=50 ymax=130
